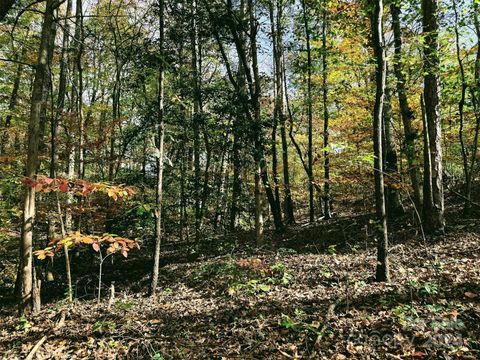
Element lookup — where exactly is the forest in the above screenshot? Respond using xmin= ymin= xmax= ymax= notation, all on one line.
xmin=0 ymin=0 xmax=479 ymax=358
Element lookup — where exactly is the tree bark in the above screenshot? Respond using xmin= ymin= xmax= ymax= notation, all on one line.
xmin=322 ymin=0 xmax=331 ymax=219
xmin=370 ymin=0 xmax=390 ymax=282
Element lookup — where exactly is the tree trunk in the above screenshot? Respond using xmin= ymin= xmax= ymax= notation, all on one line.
xmin=220 ymin=0 xmax=283 ymax=232
xmin=248 ymin=0 xmax=283 ymax=232
xmin=52 ymin=0 xmax=71 ymax=178
xmin=269 ymin=1 xmax=281 ymax=213
xmin=322 ymin=0 xmax=331 ymax=219
xmin=300 ymin=0 xmax=315 ymax=223
xmin=274 ymin=0 xmax=295 ymax=224
xmin=465 ymin=1 xmax=480 ymax=214
xmin=74 ymin=0 xmax=85 ymax=179
xmin=422 ymin=0 xmax=444 ymax=234
xmin=229 ymin=128 xmax=241 ymax=231
xmin=19 ymin=0 xmax=56 ymax=314
xmin=383 ymin=83 xmax=404 ymax=216
xmin=370 ymin=0 xmax=390 ymax=282
xmin=150 ymin=0 xmax=166 ymax=296
xmin=191 ymin=0 xmax=202 ymax=242
xmin=390 ymin=3 xmax=422 ymax=210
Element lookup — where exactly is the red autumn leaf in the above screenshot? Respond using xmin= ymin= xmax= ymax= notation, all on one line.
xmin=59 ymin=181 xmax=69 ymax=193
xmin=122 ymin=250 xmax=128 ymax=258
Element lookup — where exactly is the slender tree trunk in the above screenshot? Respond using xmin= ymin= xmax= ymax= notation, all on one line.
xmin=465 ymin=1 xmax=480 ymax=213
xmin=254 ymin=170 xmax=264 ymax=245
xmin=453 ymin=0 xmax=468 ymax=214
xmin=383 ymin=83 xmax=404 ymax=215
xmin=371 ymin=0 xmax=390 ymax=282
xmin=322 ymin=1 xmax=331 ymax=219
xmin=180 ymin=129 xmax=187 ymax=241
xmin=421 ymin=94 xmax=432 ymax=219
xmin=151 ymin=0 xmax=166 ymax=296
xmin=301 ymin=0 xmax=315 ymax=222
xmin=19 ymin=0 xmax=56 ymax=314
xmin=52 ymin=0 xmax=71 ymax=179
xmin=248 ymin=0 xmax=283 ymax=232
xmin=74 ymin=0 xmax=85 ymax=179
xmin=230 ymin=128 xmax=241 ymax=231
xmin=191 ymin=0 xmax=202 ymax=242
xmin=269 ymin=1 xmax=281 ymax=212
xmin=108 ymin=60 xmax=122 ymax=181
xmin=51 ymin=0 xmax=73 ymax=302
xmin=422 ymin=0 xmax=444 ymax=234
xmin=199 ymin=133 xmax=211 ymax=227
xmin=213 ymin=140 xmax=228 ymax=230
xmin=390 ymin=3 xmax=422 ymax=210
xmin=274 ymin=0 xmax=295 ymax=224
xmin=220 ymin=0 xmax=283 ymax=232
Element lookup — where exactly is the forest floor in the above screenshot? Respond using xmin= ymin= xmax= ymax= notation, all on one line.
xmin=0 ymin=203 xmax=480 ymax=359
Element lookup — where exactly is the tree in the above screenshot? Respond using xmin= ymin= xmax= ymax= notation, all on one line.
xmin=300 ymin=0 xmax=315 ymax=222
xmin=150 ymin=0 xmax=166 ymax=295
xmin=321 ymin=0 xmax=331 ymax=219
xmin=390 ymin=2 xmax=422 ymax=210
xmin=422 ymin=0 xmax=445 ymax=234
xmin=370 ymin=0 xmax=390 ymax=282
xmin=453 ymin=0 xmax=480 ymax=214
xmin=19 ymin=0 xmax=58 ymax=314
xmin=272 ymin=0 xmax=295 ymax=224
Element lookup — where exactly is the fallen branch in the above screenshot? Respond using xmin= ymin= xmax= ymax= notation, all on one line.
xmin=25 ymin=335 xmax=47 ymax=360
xmin=450 ymin=189 xmax=480 ymax=209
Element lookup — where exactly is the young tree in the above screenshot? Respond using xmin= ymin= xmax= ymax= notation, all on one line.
xmin=321 ymin=0 xmax=331 ymax=219
xmin=300 ymin=0 xmax=315 ymax=222
xmin=274 ymin=0 xmax=295 ymax=224
xmin=454 ymin=0 xmax=480 ymax=214
xmin=19 ymin=0 xmax=58 ymax=314
xmin=370 ymin=0 xmax=390 ymax=282
xmin=151 ymin=0 xmax=166 ymax=296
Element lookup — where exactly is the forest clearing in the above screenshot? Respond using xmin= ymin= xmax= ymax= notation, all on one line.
xmin=1 ymin=0 xmax=480 ymax=358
